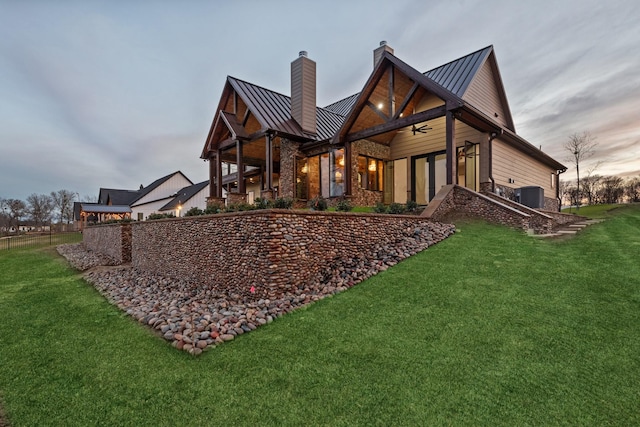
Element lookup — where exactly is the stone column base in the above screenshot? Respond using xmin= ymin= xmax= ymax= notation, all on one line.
xmin=227 ymin=193 xmax=248 ymax=205
xmin=206 ymin=197 xmax=226 ymax=207
xmin=260 ymin=189 xmax=275 ymax=200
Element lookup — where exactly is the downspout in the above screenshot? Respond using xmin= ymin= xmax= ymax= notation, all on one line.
xmin=488 ymin=131 xmax=500 ymax=193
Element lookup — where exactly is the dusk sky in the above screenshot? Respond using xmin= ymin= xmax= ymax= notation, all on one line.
xmin=1 ymin=0 xmax=639 ymax=201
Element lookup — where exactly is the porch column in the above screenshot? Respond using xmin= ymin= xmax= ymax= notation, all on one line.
xmin=236 ymin=139 xmax=245 ymax=193
xmin=216 ymin=149 xmax=223 ymax=198
xmin=445 ymin=110 xmax=456 ymax=185
xmin=344 ymin=141 xmax=352 ymax=196
xmin=265 ymin=133 xmax=273 ymax=190
xmin=209 ymin=154 xmax=218 ymax=198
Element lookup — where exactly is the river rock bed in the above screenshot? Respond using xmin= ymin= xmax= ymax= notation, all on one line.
xmin=57 ymin=222 xmax=455 ymax=355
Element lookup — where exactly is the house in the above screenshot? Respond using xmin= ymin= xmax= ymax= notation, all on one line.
xmin=75 ymin=171 xmax=204 ymax=229
xmin=159 ymin=180 xmax=210 ymax=217
xmin=98 ymin=171 xmax=193 ymax=220
xmin=200 ymin=42 xmax=566 ymax=211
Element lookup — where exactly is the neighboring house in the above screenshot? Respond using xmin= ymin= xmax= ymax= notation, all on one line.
xmin=74 ymin=171 xmax=203 ymax=227
xmin=200 ymin=43 xmax=566 ymax=211
xmin=100 ymin=171 xmax=193 ymax=221
xmin=159 ymin=180 xmax=211 ymax=217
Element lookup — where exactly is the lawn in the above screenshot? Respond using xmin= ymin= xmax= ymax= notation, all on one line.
xmin=1 ymin=205 xmax=639 ymax=426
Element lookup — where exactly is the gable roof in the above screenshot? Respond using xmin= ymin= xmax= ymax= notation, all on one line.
xmin=160 ymin=180 xmax=209 ymax=211
xmin=228 ymin=77 xmax=344 ymax=141
xmin=424 ymin=46 xmax=492 ymax=98
xmin=98 ymin=171 xmax=193 ymax=207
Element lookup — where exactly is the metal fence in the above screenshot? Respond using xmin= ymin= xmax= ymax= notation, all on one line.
xmin=0 ymin=232 xmax=82 ymax=251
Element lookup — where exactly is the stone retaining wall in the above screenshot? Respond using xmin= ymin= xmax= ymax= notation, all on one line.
xmin=131 ymin=210 xmax=454 ymax=301
xmin=423 ymin=185 xmax=531 ymax=231
xmin=83 ymin=223 xmax=132 ymax=264
xmin=482 ymin=191 xmax=555 ymax=233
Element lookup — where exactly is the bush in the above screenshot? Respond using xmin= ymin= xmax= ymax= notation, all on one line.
xmin=405 ymin=200 xmax=418 ymax=214
xmin=253 ymin=197 xmax=271 ymax=210
xmin=308 ymin=195 xmax=328 ymax=211
xmin=373 ymin=202 xmax=388 ymax=214
xmin=335 ymin=197 xmax=353 ymax=212
xmin=204 ymin=203 xmax=223 ymax=215
xmin=388 ymin=203 xmax=406 ymax=215
xmin=147 ymin=213 xmax=175 ymax=220
xmin=224 ymin=203 xmax=254 ymax=213
xmin=272 ymin=197 xmax=294 ymax=209
xmin=185 ymin=207 xmax=204 ymax=217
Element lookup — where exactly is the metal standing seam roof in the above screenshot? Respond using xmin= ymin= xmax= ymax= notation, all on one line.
xmin=424 ymin=46 xmax=492 ymax=98
xmin=228 ymin=77 xmax=344 ymax=141
xmin=321 ymin=46 xmax=493 ymax=120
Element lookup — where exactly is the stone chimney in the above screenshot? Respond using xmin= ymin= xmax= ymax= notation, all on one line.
xmin=291 ymin=51 xmax=317 ymax=134
xmin=373 ymin=40 xmax=394 ymax=68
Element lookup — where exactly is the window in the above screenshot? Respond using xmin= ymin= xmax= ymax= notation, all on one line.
xmin=296 ymin=148 xmax=345 ymax=199
xmin=358 ymin=156 xmax=384 ymax=191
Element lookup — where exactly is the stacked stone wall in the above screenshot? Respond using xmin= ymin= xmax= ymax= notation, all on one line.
xmin=83 ymin=223 xmax=131 ymax=264
xmin=131 ymin=210 xmax=453 ymax=301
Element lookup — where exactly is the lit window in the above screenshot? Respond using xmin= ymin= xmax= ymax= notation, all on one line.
xmin=358 ymin=155 xmax=384 ymax=191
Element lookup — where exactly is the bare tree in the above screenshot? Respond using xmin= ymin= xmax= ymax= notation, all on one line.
xmin=26 ymin=193 xmax=54 ymax=230
xmin=625 ymin=177 xmax=640 ymax=203
xmin=1 ymin=198 xmax=26 ymax=232
xmin=50 ymin=189 xmax=77 ymax=226
xmin=598 ymin=176 xmax=624 ymax=204
xmin=564 ymin=131 xmax=598 ymax=209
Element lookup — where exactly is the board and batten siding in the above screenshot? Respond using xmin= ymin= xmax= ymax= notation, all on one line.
xmin=132 ymin=173 xmax=192 ymax=206
xmin=462 ymin=60 xmax=509 ymax=129
xmin=492 ymin=138 xmax=555 ymax=195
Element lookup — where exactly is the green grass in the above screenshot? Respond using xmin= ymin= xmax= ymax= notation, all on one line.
xmin=562 ymin=203 xmax=626 ymax=218
xmin=1 ymin=206 xmax=640 ymax=426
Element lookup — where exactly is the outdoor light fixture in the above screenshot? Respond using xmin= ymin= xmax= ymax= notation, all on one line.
xmin=377 ymin=102 xmax=383 ymax=109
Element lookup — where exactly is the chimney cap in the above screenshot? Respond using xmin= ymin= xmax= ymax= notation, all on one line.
xmin=299 ymin=50 xmax=308 ymax=58
xmin=379 ymin=40 xmax=387 ymax=47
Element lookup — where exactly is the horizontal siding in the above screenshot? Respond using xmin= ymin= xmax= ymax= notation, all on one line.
xmin=492 ymin=139 xmax=555 ymax=195
xmin=390 ymin=118 xmax=485 ymax=160
xmin=463 ymin=60 xmax=508 ymax=127
xmin=133 ymin=175 xmax=192 ymax=206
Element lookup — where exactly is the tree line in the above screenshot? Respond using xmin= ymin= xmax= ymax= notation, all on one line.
xmin=0 ymin=189 xmax=83 ymax=233
xmin=561 ymin=131 xmax=639 ymax=207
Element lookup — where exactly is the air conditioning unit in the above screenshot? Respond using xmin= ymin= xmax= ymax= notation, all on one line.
xmin=514 ymin=186 xmax=544 ymax=208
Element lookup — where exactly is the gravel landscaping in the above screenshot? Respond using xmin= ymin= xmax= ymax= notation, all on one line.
xmin=57 ymin=222 xmax=454 ymax=355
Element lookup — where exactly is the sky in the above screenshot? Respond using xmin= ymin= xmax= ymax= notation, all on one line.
xmin=1 ymin=0 xmax=639 ymax=201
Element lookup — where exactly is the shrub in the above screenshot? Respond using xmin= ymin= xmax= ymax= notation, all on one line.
xmin=388 ymin=203 xmax=406 ymax=215
xmin=224 ymin=203 xmax=254 ymax=213
xmin=272 ymin=197 xmax=294 ymax=209
xmin=373 ymin=202 xmax=388 ymax=214
xmin=185 ymin=207 xmax=204 ymax=217
xmin=147 ymin=213 xmax=175 ymax=220
xmin=405 ymin=200 xmax=418 ymax=214
xmin=308 ymin=195 xmax=328 ymax=211
xmin=335 ymin=197 xmax=353 ymax=212
xmin=253 ymin=197 xmax=271 ymax=210
xmin=204 ymin=203 xmax=223 ymax=215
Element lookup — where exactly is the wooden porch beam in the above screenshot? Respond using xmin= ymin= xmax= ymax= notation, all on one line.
xmin=343 ymin=104 xmax=446 ymax=143
xmin=366 ymin=101 xmax=389 ymax=122
xmin=236 ymin=140 xmax=245 ymax=193
xmin=392 ymin=82 xmax=419 ymax=121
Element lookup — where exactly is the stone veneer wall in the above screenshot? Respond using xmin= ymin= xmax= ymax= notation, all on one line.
xmin=350 ymin=139 xmax=390 ymax=206
xmin=539 ymin=210 xmax=587 ymax=225
xmin=83 ymin=223 xmax=132 ymax=264
xmin=423 ymin=185 xmax=531 ymax=231
xmin=131 ymin=210 xmax=453 ymax=301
